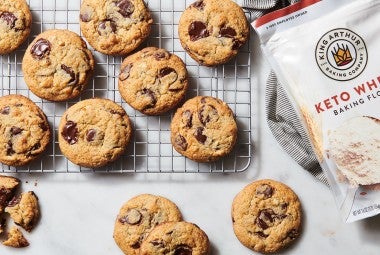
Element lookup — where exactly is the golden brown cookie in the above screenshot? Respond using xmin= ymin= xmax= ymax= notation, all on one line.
xmin=178 ymin=0 xmax=249 ymax=66
xmin=171 ymin=96 xmax=237 ymax=162
xmin=140 ymin=221 xmax=210 ymax=255
xmin=113 ymin=194 xmax=183 ymax=255
xmin=0 ymin=175 xmax=20 ymax=213
xmin=2 ymin=226 xmax=29 ymax=248
xmin=0 ymin=0 xmax=32 ymax=54
xmin=118 ymin=47 xmax=189 ymax=115
xmin=22 ymin=29 xmax=95 ymax=101
xmin=5 ymin=191 xmax=40 ymax=232
xmin=0 ymin=95 xmax=51 ymax=166
xmin=232 ymin=179 xmax=302 ymax=253
xmin=58 ymin=98 xmax=132 ymax=168
xmin=80 ymin=0 xmax=153 ymax=55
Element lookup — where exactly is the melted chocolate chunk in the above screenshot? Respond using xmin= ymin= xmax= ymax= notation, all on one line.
xmin=61 ymin=65 xmax=79 ymax=86
xmin=174 ymin=245 xmax=192 ymax=255
xmin=140 ymin=88 xmax=157 ymax=109
xmin=200 ymin=97 xmax=207 ymax=104
xmin=80 ymin=13 xmax=91 ymax=22
xmin=158 ymin=67 xmax=176 ymax=78
xmin=39 ymin=122 xmax=49 ymax=132
xmin=119 ymin=64 xmax=132 ymax=81
xmin=28 ymin=142 xmax=41 ymax=155
xmin=255 ymin=231 xmax=269 ymax=239
xmin=232 ymin=40 xmax=244 ymax=50
xmin=131 ymin=241 xmax=141 ymax=249
xmin=62 ymin=121 xmax=78 ymax=145
xmin=10 ymin=126 xmax=22 ymax=136
xmin=175 ymin=135 xmax=188 ymax=151
xmin=86 ymin=129 xmax=96 ymax=142
xmin=189 ymin=21 xmax=209 ymax=41
xmin=255 ymin=184 xmax=273 ymax=199
xmin=97 ymin=20 xmax=117 ymax=35
xmin=150 ymin=239 xmax=165 ymax=248
xmin=198 ymin=104 xmax=218 ymax=126
xmin=194 ymin=127 xmax=207 ymax=144
xmin=7 ymin=194 xmax=21 ymax=207
xmin=110 ymin=110 xmax=126 ymax=116
xmin=219 ymin=26 xmax=236 ymax=38
xmin=0 ymin=12 xmax=17 ymax=28
xmin=116 ymin=0 xmax=135 ymax=18
xmin=154 ymin=51 xmax=169 ymax=60
xmin=119 ymin=209 xmax=142 ymax=225
xmin=182 ymin=110 xmax=193 ymax=128
xmin=192 ymin=0 xmax=205 ymax=10
xmin=1 ymin=106 xmax=10 ymax=115
xmin=0 ymin=188 xmax=10 ymax=206
xmin=6 ymin=141 xmax=14 ymax=156
xmin=31 ymin=39 xmax=51 ymax=60
xmin=256 ymin=209 xmax=276 ymax=230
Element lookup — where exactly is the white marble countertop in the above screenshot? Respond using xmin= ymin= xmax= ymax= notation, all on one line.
xmin=1 ymin=24 xmax=379 ymax=255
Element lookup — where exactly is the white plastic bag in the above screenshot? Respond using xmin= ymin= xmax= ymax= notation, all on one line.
xmin=253 ymin=0 xmax=380 ymax=222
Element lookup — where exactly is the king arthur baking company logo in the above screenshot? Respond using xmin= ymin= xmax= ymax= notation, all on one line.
xmin=315 ymin=28 xmax=368 ymax=81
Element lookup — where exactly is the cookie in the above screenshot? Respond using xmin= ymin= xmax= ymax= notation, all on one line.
xmin=0 ymin=0 xmax=32 ymax=54
xmin=58 ymin=98 xmax=132 ymax=168
xmin=2 ymin=227 xmax=29 ymax=248
xmin=178 ymin=0 xmax=249 ymax=66
xmin=171 ymin=96 xmax=237 ymax=162
xmin=0 ymin=95 xmax=51 ymax=166
xmin=5 ymin=191 xmax=39 ymax=232
xmin=140 ymin=221 xmax=210 ymax=255
xmin=22 ymin=29 xmax=95 ymax=101
xmin=232 ymin=179 xmax=302 ymax=254
xmin=80 ymin=0 xmax=153 ymax=55
xmin=113 ymin=194 xmax=183 ymax=254
xmin=118 ymin=47 xmax=189 ymax=115
xmin=0 ymin=175 xmax=20 ymax=213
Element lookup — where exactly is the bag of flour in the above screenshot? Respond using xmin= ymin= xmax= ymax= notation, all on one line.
xmin=253 ymin=0 xmax=380 ymax=222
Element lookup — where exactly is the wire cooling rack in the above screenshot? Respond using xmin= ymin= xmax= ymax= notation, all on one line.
xmin=0 ymin=0 xmax=253 ymax=173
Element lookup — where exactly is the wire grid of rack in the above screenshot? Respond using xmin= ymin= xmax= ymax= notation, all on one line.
xmin=0 ymin=0 xmax=253 ymax=173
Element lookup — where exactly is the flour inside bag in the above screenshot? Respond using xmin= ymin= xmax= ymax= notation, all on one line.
xmin=253 ymin=0 xmax=380 ymax=222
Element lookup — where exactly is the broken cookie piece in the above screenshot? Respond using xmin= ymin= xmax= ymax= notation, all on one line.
xmin=0 ymin=175 xmax=20 ymax=213
xmin=2 ymin=226 xmax=29 ymax=248
xmin=5 ymin=191 xmax=39 ymax=232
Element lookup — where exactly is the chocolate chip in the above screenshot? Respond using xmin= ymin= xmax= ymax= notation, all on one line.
xmin=31 ymin=38 xmax=51 ymax=60
xmin=0 ymin=188 xmax=10 ymax=206
xmin=188 ymin=21 xmax=209 ymax=41
xmin=86 ymin=129 xmax=96 ymax=142
xmin=255 ymin=231 xmax=269 ymax=239
xmin=116 ymin=0 xmax=135 ymax=18
xmin=110 ymin=110 xmax=126 ymax=116
xmin=80 ymin=13 xmax=91 ymax=22
xmin=119 ymin=209 xmax=142 ymax=225
xmin=6 ymin=141 xmax=14 ymax=156
xmin=198 ymin=104 xmax=218 ymax=126
xmin=10 ymin=126 xmax=22 ymax=136
xmin=255 ymin=184 xmax=273 ymax=199
xmin=140 ymin=88 xmax=157 ymax=109
xmin=280 ymin=203 xmax=288 ymax=210
xmin=154 ymin=51 xmax=169 ymax=60
xmin=39 ymin=122 xmax=49 ymax=131
xmin=61 ymin=65 xmax=79 ymax=86
xmin=119 ymin=64 xmax=132 ymax=81
xmin=158 ymin=67 xmax=176 ymax=78
xmin=62 ymin=120 xmax=78 ymax=145
xmin=0 ymin=12 xmax=17 ymax=28
xmin=200 ymin=97 xmax=207 ymax=104
xmin=182 ymin=110 xmax=193 ymax=128
xmin=232 ymin=40 xmax=244 ymax=50
xmin=256 ymin=209 xmax=276 ymax=230
xmin=192 ymin=0 xmax=205 ymax=10
xmin=1 ymin=106 xmax=10 ymax=115
xmin=174 ymin=245 xmax=192 ymax=255
xmin=97 ymin=20 xmax=117 ymax=35
xmin=150 ymin=239 xmax=165 ymax=248
xmin=7 ymin=194 xmax=21 ymax=207
xmin=27 ymin=142 xmax=41 ymax=157
xmin=131 ymin=241 xmax=141 ymax=249
xmin=194 ymin=127 xmax=207 ymax=144
xmin=220 ymin=26 xmax=237 ymax=38
xmin=175 ymin=135 xmax=188 ymax=151
xmin=158 ymin=67 xmax=179 ymax=90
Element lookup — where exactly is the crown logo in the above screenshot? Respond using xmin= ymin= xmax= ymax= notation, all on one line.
xmin=332 ymin=43 xmax=353 ymax=67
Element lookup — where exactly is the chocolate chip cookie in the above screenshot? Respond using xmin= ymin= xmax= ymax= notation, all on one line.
xmin=232 ymin=179 xmax=302 ymax=254
xmin=113 ymin=194 xmax=183 ymax=255
xmin=0 ymin=175 xmax=20 ymax=213
xmin=140 ymin=221 xmax=210 ymax=255
xmin=58 ymin=98 xmax=132 ymax=168
xmin=0 ymin=0 xmax=32 ymax=54
xmin=2 ymin=226 xmax=29 ymax=248
xmin=22 ymin=29 xmax=95 ymax=101
xmin=5 ymin=191 xmax=39 ymax=232
xmin=0 ymin=95 xmax=51 ymax=167
xmin=178 ymin=0 xmax=249 ymax=66
xmin=171 ymin=96 xmax=237 ymax=162
xmin=80 ymin=0 xmax=153 ymax=55
xmin=118 ymin=47 xmax=189 ymax=115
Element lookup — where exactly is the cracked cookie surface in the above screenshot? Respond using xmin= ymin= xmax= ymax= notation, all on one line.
xmin=232 ymin=179 xmax=302 ymax=254
xmin=118 ymin=47 xmax=188 ymax=115
xmin=140 ymin=221 xmax=209 ymax=255
xmin=178 ymin=0 xmax=249 ymax=66
xmin=22 ymin=29 xmax=95 ymax=101
xmin=0 ymin=0 xmax=32 ymax=54
xmin=5 ymin=191 xmax=39 ymax=232
xmin=2 ymin=226 xmax=29 ymax=248
xmin=0 ymin=95 xmax=51 ymax=166
xmin=171 ymin=96 xmax=237 ymax=162
xmin=80 ymin=0 xmax=153 ymax=55
xmin=113 ymin=194 xmax=182 ymax=255
xmin=58 ymin=98 xmax=132 ymax=168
